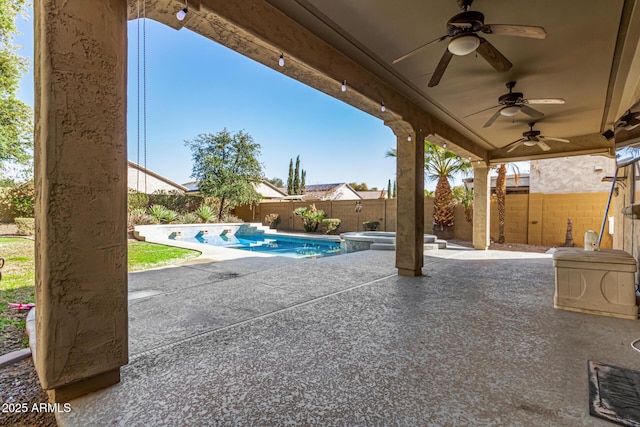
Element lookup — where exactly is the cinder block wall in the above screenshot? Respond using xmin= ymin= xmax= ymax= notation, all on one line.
xmin=247 ymin=191 xmax=613 ymax=248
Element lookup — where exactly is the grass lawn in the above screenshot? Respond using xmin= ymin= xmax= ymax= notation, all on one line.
xmin=128 ymin=241 xmax=200 ymax=271
xmin=0 ymin=237 xmax=200 ymax=354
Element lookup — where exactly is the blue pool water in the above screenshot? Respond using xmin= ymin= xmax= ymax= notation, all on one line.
xmin=174 ymin=233 xmax=342 ymax=259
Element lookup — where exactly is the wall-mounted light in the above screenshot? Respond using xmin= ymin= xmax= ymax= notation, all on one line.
xmin=447 ymin=34 xmax=480 ymax=56
xmin=443 ymin=142 xmax=447 ymax=148
xmin=341 ymin=80 xmax=347 ymax=92
xmin=381 ymin=102 xmax=386 ymax=112
xmin=407 ymin=135 xmax=412 ymax=141
xmin=278 ymin=54 xmax=284 ymax=67
xmin=176 ymin=1 xmax=188 ymax=21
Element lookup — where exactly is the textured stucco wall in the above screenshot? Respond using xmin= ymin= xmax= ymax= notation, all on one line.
xmin=34 ymin=0 xmax=128 ymax=392
xmin=530 ymin=155 xmax=616 ymax=194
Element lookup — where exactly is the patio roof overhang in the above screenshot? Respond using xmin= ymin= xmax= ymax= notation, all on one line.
xmin=134 ymin=0 xmax=640 ymax=164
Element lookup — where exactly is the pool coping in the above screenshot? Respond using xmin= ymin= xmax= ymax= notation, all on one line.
xmin=133 ymin=224 xmax=341 ymax=262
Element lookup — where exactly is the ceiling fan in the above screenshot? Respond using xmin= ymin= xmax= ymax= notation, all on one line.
xmin=466 ymin=81 xmax=565 ymax=128
xmin=392 ymin=0 xmax=547 ymax=87
xmin=504 ymin=123 xmax=570 ymax=152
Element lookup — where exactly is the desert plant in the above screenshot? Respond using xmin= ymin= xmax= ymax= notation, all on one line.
xmin=264 ymin=213 xmax=281 ymax=229
xmin=179 ymin=212 xmax=200 ymax=224
xmin=321 ymin=218 xmax=341 ymax=235
xmin=293 ymin=204 xmax=326 ymax=232
xmin=163 ymin=209 xmax=180 ymax=224
xmin=363 ymin=221 xmax=380 ymax=231
xmin=195 ymin=205 xmax=216 ymax=223
xmin=14 ymin=217 xmax=34 ymax=236
xmin=128 ymin=208 xmax=154 ymax=230
xmin=148 ymin=205 xmax=169 ymax=224
xmin=222 ymin=214 xmax=243 ymax=223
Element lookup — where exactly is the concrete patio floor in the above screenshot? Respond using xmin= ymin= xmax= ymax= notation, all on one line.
xmin=57 ymin=246 xmax=640 ymax=426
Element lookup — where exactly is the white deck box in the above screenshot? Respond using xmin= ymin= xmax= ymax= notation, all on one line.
xmin=553 ymin=248 xmax=638 ymax=320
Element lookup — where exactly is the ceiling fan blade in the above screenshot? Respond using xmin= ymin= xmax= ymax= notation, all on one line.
xmin=506 ymin=139 xmax=525 ymax=153
xmin=482 ymin=24 xmax=547 ymax=39
xmin=540 ymin=136 xmax=570 ymax=143
xmin=428 ymin=49 xmax=454 ymax=88
xmin=520 ymin=105 xmax=544 ymax=119
xmin=392 ymin=35 xmax=448 ymax=64
xmin=476 ymin=38 xmax=512 ymax=73
xmin=483 ymin=109 xmax=503 ymax=128
xmin=464 ymin=104 xmax=501 ymax=118
xmin=525 ymin=98 xmax=566 ymax=105
xmin=537 ymin=140 xmax=551 ymax=151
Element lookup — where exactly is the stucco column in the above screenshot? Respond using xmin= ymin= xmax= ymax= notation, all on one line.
xmin=34 ymin=0 xmax=128 ymax=402
xmin=395 ymin=128 xmax=424 ymax=276
xmin=473 ymin=163 xmax=490 ymax=250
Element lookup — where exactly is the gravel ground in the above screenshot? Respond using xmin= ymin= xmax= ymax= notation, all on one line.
xmin=1 ymin=223 xmax=56 ymax=426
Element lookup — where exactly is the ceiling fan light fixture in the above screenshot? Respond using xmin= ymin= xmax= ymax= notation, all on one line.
xmin=523 ymin=140 xmax=538 ymax=147
xmin=500 ymin=106 xmax=521 ymax=117
xmin=447 ymin=34 xmax=480 ymax=56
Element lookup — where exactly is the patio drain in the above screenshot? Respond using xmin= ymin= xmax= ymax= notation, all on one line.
xmin=589 ymin=361 xmax=640 ymax=426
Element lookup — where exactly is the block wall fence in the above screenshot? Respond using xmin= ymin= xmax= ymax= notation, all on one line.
xmin=234 ymin=191 xmax=614 ymax=248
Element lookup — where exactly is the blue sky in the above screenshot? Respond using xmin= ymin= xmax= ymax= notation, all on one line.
xmin=15 ymin=11 xmax=407 ymax=191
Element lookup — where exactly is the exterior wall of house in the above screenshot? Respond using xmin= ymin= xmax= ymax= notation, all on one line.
xmin=330 ymin=185 xmax=360 ymax=201
xmin=127 ymin=165 xmax=185 ymax=194
xmin=530 ymin=155 xmax=615 ymax=194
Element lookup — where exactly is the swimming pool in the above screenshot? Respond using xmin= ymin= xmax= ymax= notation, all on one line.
xmin=175 ymin=232 xmax=342 ymax=259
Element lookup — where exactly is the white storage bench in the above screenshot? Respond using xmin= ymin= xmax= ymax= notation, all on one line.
xmin=553 ymin=248 xmax=638 ymax=320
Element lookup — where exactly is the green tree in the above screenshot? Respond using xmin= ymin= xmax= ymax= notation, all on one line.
xmin=267 ymin=177 xmax=284 ymax=187
xmin=287 ymin=159 xmax=294 ymax=195
xmin=392 ymin=180 xmax=397 ymax=198
xmin=300 ymin=169 xmax=306 ymax=194
xmin=0 ymin=0 xmax=32 ymax=172
xmin=386 ymin=142 xmax=471 ymax=231
xmin=387 ymin=179 xmax=392 ymax=199
xmin=451 ymin=185 xmax=473 ymax=224
xmin=186 ymin=129 xmax=263 ymax=221
xmin=293 ymin=155 xmax=301 ymax=195
xmin=348 ymin=182 xmax=370 ymax=191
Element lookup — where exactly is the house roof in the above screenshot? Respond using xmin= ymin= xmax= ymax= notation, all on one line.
xmin=127 ymin=161 xmax=189 ymax=192
xmin=357 ymin=190 xmax=387 ymax=200
xmin=300 ymin=183 xmax=361 ymax=201
xmin=182 ymin=180 xmax=287 ymax=198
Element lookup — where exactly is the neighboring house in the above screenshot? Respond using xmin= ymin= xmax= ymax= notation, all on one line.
xmin=296 ymin=183 xmax=361 ymax=201
xmin=357 ymin=190 xmax=387 ymax=200
xmin=127 ymin=161 xmax=188 ymax=194
xmin=464 ymin=174 xmax=530 ymax=194
xmin=183 ymin=179 xmax=287 ymax=199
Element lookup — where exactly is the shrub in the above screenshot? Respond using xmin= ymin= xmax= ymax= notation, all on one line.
xmin=148 ymin=205 xmax=170 ymax=224
xmin=321 ymin=218 xmax=341 ymax=235
xmin=8 ymin=181 xmax=34 ymax=218
xmin=163 ymin=209 xmax=180 ymax=224
xmin=264 ymin=213 xmax=281 ymax=229
xmin=127 ymin=191 xmax=149 ymax=212
xmin=195 ymin=205 xmax=216 ymax=223
xmin=128 ymin=208 xmax=153 ymax=230
xmin=293 ymin=204 xmax=326 ymax=232
xmin=363 ymin=221 xmax=380 ymax=231
xmin=148 ymin=190 xmax=203 ymax=214
xmin=179 ymin=212 xmax=200 ymax=224
xmin=15 ymin=217 xmax=35 ymax=236
xmin=222 ymin=214 xmax=243 ymax=223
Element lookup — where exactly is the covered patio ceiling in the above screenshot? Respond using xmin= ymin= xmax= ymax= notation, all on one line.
xmin=138 ymin=0 xmax=640 ymax=164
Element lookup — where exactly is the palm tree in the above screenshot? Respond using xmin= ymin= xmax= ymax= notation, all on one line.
xmin=386 ymin=142 xmax=471 ymax=235
xmin=495 ymin=163 xmax=520 ymax=243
